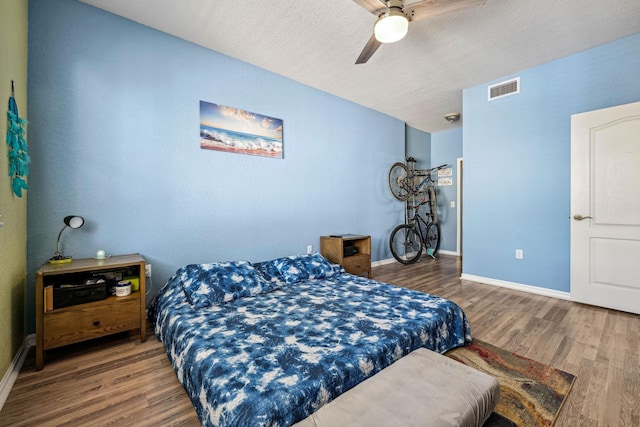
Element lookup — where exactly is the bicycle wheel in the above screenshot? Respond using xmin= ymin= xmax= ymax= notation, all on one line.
xmin=427 ymin=186 xmax=438 ymax=224
xmin=423 ymin=222 xmax=440 ymax=258
xmin=390 ymin=224 xmax=423 ymax=264
xmin=388 ymin=162 xmax=412 ymax=201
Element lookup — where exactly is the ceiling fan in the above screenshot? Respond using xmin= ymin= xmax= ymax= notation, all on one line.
xmin=353 ymin=0 xmax=487 ymax=64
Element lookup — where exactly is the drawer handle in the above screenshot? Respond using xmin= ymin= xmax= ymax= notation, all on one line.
xmin=93 ymin=320 xmax=100 ymax=326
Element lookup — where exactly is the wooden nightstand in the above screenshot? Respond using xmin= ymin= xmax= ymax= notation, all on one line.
xmin=320 ymin=235 xmax=371 ymax=278
xmin=35 ymin=253 xmax=147 ymax=370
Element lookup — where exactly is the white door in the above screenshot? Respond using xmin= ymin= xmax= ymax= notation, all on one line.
xmin=571 ymin=101 xmax=640 ymax=314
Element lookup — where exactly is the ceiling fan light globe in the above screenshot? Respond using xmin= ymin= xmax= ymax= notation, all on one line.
xmin=374 ymin=12 xmax=409 ymax=44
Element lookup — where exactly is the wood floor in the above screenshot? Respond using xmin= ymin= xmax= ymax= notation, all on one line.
xmin=1 ymin=255 xmax=638 ymax=426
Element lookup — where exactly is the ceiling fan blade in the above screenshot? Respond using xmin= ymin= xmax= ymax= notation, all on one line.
xmin=403 ymin=0 xmax=486 ymax=21
xmin=356 ymin=34 xmax=382 ymax=64
xmin=352 ymin=0 xmax=387 ymax=15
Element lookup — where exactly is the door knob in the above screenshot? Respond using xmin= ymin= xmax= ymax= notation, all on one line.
xmin=573 ymin=214 xmax=592 ymax=221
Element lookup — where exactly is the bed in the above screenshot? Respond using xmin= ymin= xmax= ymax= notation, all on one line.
xmin=151 ymin=253 xmax=471 ymax=427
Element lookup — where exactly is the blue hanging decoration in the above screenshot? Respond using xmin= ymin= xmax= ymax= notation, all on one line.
xmin=6 ymin=80 xmax=29 ymax=197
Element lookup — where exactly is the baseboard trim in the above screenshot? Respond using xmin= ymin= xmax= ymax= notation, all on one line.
xmin=0 ymin=333 xmax=34 ymax=411
xmin=437 ymin=249 xmax=459 ymax=256
xmin=460 ymin=274 xmax=571 ymax=301
xmin=372 ymin=250 xmax=459 ymax=267
xmin=372 ymin=258 xmax=397 ymax=267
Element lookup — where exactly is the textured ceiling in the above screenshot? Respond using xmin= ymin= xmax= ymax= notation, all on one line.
xmin=79 ymin=0 xmax=640 ymax=133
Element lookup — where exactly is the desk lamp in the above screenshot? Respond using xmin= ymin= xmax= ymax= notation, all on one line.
xmin=49 ymin=215 xmax=84 ymax=264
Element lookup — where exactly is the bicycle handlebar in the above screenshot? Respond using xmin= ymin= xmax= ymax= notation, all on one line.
xmin=403 ymin=157 xmax=446 ymax=173
xmin=426 ymin=163 xmax=447 ymax=173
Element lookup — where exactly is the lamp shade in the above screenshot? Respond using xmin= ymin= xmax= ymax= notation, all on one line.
xmin=374 ymin=9 xmax=409 ymax=43
xmin=64 ymin=215 xmax=84 ymax=229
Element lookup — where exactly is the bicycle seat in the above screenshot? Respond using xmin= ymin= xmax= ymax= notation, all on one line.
xmin=405 ymin=156 xmax=417 ymax=163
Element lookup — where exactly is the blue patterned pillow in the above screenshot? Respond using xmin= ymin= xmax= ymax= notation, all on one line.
xmin=178 ymin=261 xmax=274 ymax=308
xmin=269 ymin=253 xmax=341 ymax=284
xmin=253 ymin=260 xmax=285 ymax=288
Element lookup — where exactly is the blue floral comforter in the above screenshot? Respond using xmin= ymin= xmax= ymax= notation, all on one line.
xmin=151 ymin=255 xmax=471 ymax=427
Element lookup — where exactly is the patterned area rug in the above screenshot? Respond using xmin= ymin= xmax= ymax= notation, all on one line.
xmin=445 ymin=339 xmax=576 ymax=426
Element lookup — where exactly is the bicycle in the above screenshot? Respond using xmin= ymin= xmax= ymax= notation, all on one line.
xmin=388 ymin=157 xmax=446 ymax=224
xmin=388 ymin=157 xmax=446 ymax=264
xmin=389 ymin=198 xmax=440 ymax=264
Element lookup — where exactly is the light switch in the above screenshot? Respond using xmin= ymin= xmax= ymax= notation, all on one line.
xmin=450 ymin=201 xmax=456 ymax=208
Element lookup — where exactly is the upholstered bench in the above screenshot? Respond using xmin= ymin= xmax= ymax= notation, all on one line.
xmin=294 ymin=347 xmax=500 ymax=427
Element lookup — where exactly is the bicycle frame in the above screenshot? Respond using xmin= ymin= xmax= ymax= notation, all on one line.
xmin=411 ymin=210 xmax=430 ymax=244
xmin=404 ymin=162 xmax=446 ymax=195
xmin=409 ymin=196 xmax=433 ymax=230
xmin=411 ymin=172 xmax=434 ymax=194
xmin=413 ymin=210 xmax=440 ymax=259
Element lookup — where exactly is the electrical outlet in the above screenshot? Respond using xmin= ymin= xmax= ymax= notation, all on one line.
xmin=145 ymin=264 xmax=152 ymax=277
xmin=307 ymin=245 xmax=313 ymax=254
xmin=515 ymin=249 xmax=524 ymax=259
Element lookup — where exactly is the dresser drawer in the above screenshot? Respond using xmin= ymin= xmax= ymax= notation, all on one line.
xmin=342 ymin=254 xmax=371 ymax=277
xmin=43 ymin=297 xmax=140 ymax=350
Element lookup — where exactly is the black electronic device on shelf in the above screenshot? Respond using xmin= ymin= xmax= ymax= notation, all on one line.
xmin=52 ymin=277 xmax=109 ymax=309
xmin=343 ymin=244 xmax=358 ymax=257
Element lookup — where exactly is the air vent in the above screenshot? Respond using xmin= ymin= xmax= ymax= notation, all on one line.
xmin=488 ymin=77 xmax=520 ymax=100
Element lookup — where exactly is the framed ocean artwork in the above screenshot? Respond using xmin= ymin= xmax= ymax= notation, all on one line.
xmin=200 ymin=101 xmax=283 ymax=158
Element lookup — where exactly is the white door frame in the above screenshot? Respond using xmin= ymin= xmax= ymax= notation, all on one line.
xmin=456 ymin=157 xmax=463 ymax=256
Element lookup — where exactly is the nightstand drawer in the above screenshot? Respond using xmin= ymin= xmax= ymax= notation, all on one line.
xmin=342 ymin=254 xmax=371 ymax=277
xmin=43 ymin=297 xmax=140 ymax=350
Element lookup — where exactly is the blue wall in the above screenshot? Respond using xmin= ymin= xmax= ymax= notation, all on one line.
xmin=405 ymin=125 xmax=431 ymax=169
xmin=431 ymin=127 xmax=462 ymax=253
xmin=26 ymin=0 xmax=405 ymax=332
xmin=462 ymin=32 xmax=640 ymax=292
